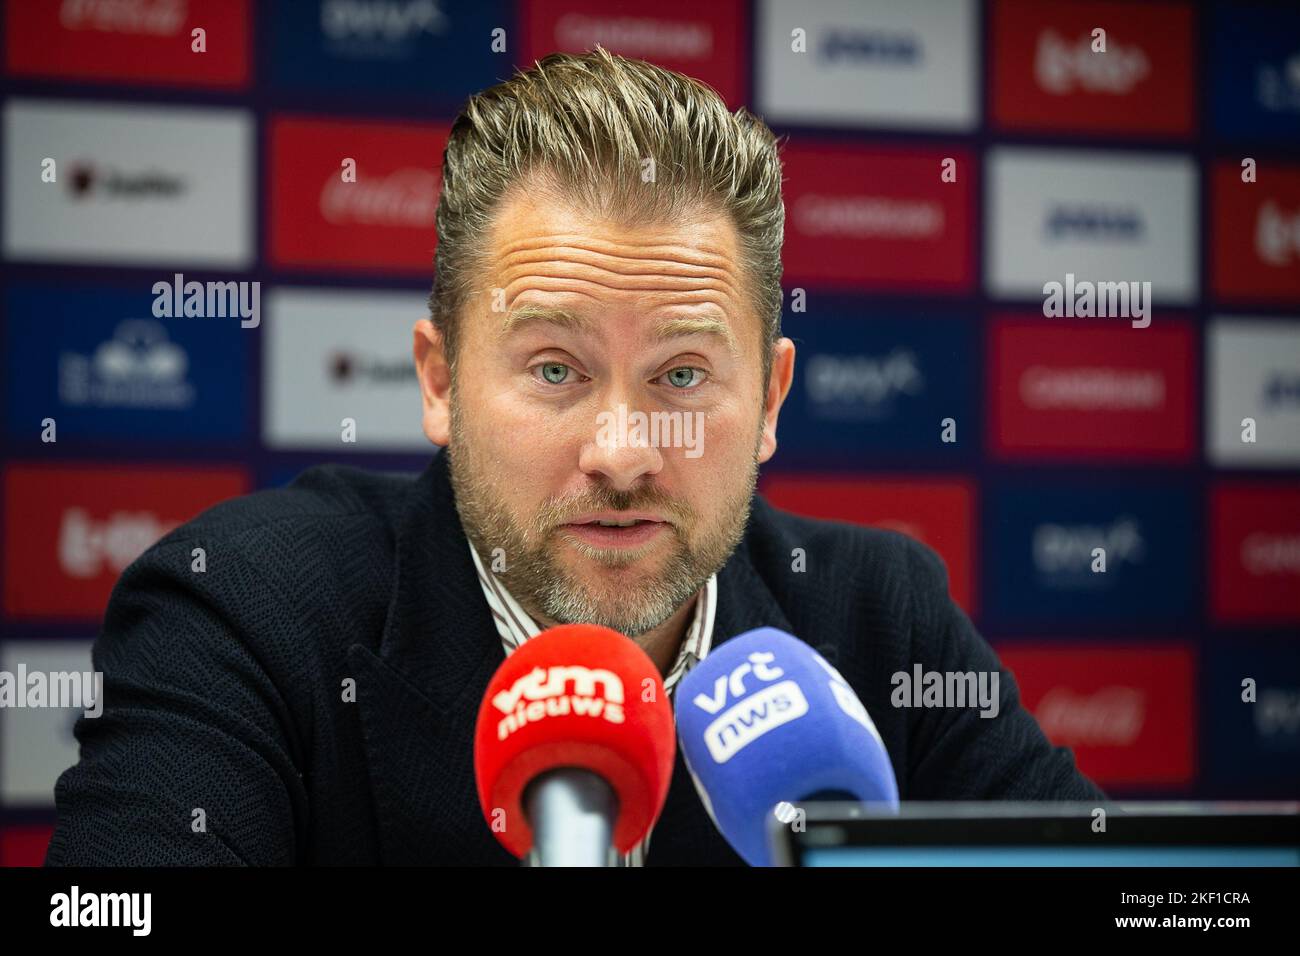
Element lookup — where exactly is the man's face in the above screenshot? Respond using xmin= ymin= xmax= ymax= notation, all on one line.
xmin=417 ymin=183 xmax=793 ymax=637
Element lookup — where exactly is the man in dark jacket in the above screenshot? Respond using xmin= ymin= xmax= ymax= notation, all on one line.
xmin=47 ymin=48 xmax=1103 ymax=867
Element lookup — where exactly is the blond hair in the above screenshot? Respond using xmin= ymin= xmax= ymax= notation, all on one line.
xmin=429 ymin=46 xmax=785 ymax=382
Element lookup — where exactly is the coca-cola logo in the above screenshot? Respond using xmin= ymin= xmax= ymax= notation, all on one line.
xmin=1035 ymin=29 xmax=1149 ymax=95
xmin=1036 ymin=686 xmax=1145 ymax=746
xmin=319 ymin=168 xmax=439 ymax=228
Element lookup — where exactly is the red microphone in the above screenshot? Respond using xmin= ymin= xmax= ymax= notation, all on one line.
xmin=474 ymin=624 xmax=675 ymax=865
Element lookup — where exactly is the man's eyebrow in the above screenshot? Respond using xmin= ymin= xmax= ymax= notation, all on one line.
xmin=501 ymin=303 xmax=740 ymax=355
xmin=652 ymin=315 xmax=740 ymax=356
xmin=499 ymin=304 xmax=595 ymax=336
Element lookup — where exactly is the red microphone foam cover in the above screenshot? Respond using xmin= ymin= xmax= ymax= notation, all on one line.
xmin=474 ymin=624 xmax=675 ymax=857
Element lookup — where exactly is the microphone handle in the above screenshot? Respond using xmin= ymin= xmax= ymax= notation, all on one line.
xmin=524 ymin=768 xmax=619 ymax=867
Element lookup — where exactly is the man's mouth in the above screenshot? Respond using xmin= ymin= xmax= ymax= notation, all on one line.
xmin=560 ymin=512 xmax=670 ymax=549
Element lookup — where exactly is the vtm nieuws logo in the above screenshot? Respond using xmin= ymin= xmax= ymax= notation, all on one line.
xmin=492 ymin=665 xmax=625 ymax=740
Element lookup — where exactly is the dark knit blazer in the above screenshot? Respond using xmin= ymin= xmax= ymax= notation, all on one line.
xmin=46 ymin=451 xmax=1105 ymax=865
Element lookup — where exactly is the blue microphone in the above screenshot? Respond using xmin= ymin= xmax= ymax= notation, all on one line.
xmin=675 ymin=627 xmax=899 ymax=865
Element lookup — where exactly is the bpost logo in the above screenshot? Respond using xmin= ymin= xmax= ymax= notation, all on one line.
xmin=1207 ymin=319 xmax=1300 ymax=467
xmin=269 ymin=116 xmax=448 ymax=273
xmin=997 ymin=645 xmax=1194 ymax=788
xmin=989 ymin=317 xmax=1194 ymax=461
xmin=1212 ymin=162 xmax=1300 ymax=304
xmin=270 ymin=0 xmax=507 ymax=103
xmin=4 ymin=0 xmax=249 ymax=88
xmin=987 ymin=483 xmax=1194 ymax=626
xmin=263 ymin=288 xmax=428 ymax=451
xmin=779 ymin=313 xmax=976 ymax=461
xmin=1 ymin=465 xmax=247 ymax=620
xmin=991 ymin=0 xmax=1193 ymax=136
xmin=1210 ymin=484 xmax=1300 ymax=625
xmin=1209 ymin=5 xmax=1300 ymax=142
xmin=524 ymin=0 xmax=743 ymax=107
xmin=492 ymin=665 xmax=625 ymax=741
xmin=3 ymin=100 xmax=252 ymax=267
xmin=986 ymin=147 xmax=1197 ymax=305
xmin=1043 ymin=205 xmax=1142 ymax=241
xmin=760 ymin=476 xmax=975 ymax=615
xmin=756 ymin=0 xmax=976 ymax=129
xmin=782 ymin=144 xmax=973 ymax=291
xmin=819 ymin=28 xmax=920 ymax=66
xmin=4 ymin=283 xmax=249 ymax=442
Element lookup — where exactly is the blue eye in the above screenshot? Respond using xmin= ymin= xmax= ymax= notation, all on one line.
xmin=663 ymin=367 xmax=705 ymax=388
xmin=537 ymin=362 xmax=571 ymax=385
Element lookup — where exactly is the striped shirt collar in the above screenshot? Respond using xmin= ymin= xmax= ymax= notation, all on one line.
xmin=467 ymin=540 xmax=717 ymax=697
xmin=467 ymin=540 xmax=718 ymax=867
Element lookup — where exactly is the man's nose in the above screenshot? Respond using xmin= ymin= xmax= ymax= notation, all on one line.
xmin=578 ymin=400 xmax=664 ymax=492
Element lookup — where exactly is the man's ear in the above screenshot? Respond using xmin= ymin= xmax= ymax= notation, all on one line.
xmin=758 ymin=337 xmax=796 ymax=464
xmin=413 ymin=318 xmax=452 ymax=447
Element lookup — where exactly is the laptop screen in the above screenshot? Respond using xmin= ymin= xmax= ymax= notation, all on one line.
xmin=777 ymin=802 xmax=1300 ymax=867
xmin=802 ymin=846 xmax=1300 ymax=866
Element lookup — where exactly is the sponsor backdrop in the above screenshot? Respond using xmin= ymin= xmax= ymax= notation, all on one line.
xmin=1 ymin=0 xmax=1298 ymax=864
